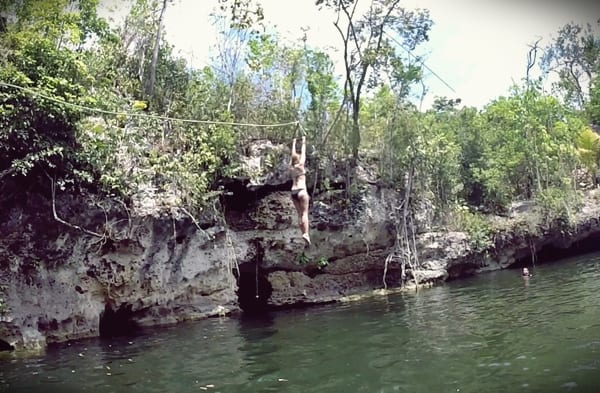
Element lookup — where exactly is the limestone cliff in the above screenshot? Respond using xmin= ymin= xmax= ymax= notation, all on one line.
xmin=0 ymin=190 xmax=238 ymax=351
xmin=2 ymin=142 xmax=600 ymax=351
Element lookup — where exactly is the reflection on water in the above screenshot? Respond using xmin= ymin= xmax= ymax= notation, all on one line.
xmin=2 ymin=253 xmax=600 ymax=392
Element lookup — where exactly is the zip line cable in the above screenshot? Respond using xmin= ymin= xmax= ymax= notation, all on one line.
xmin=383 ymin=31 xmax=456 ymax=94
xmin=0 ymin=81 xmax=299 ymax=128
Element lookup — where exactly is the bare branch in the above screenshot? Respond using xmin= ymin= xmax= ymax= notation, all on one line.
xmin=115 ymin=198 xmax=133 ymax=238
xmin=179 ymin=206 xmax=213 ymax=240
xmin=333 ymin=9 xmax=353 ymax=95
xmin=356 ymin=0 xmax=400 ymax=104
xmin=526 ymin=38 xmax=542 ymax=85
xmin=47 ymin=175 xmax=104 ymax=238
xmin=322 ymin=94 xmax=348 ymax=146
xmin=341 ymin=0 xmax=363 ymax=62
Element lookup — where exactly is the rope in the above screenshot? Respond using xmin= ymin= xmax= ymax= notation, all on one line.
xmin=255 ymin=260 xmax=259 ymax=299
xmin=382 ymin=31 xmax=456 ymax=94
xmin=0 ymin=81 xmax=299 ymax=128
xmin=293 ymin=122 xmax=307 ymax=138
xmin=298 ymin=122 xmax=307 ymax=136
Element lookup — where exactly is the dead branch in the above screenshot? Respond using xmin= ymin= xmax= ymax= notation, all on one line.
xmin=116 ymin=198 xmax=133 ymax=238
xmin=179 ymin=206 xmax=212 ymax=240
xmin=48 ymin=174 xmax=104 ymax=238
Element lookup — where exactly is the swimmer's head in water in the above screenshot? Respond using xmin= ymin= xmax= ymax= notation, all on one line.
xmin=522 ymin=267 xmax=530 ymax=276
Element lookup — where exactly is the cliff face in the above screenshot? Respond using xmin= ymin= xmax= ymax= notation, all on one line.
xmin=0 ymin=191 xmax=238 ymax=351
xmin=0 ymin=180 xmax=403 ymax=351
xmin=227 ymin=186 xmax=400 ymax=308
xmin=2 ymin=143 xmax=600 ymax=351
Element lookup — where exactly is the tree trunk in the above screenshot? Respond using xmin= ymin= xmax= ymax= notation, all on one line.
xmin=147 ymin=0 xmax=168 ymax=98
xmin=351 ymin=107 xmax=360 ymax=162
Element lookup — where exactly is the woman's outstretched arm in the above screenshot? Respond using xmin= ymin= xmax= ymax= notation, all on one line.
xmin=300 ymin=136 xmax=306 ymax=164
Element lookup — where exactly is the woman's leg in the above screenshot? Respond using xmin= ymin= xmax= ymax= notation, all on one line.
xmin=292 ymin=198 xmax=303 ymax=230
xmin=299 ymin=191 xmax=310 ymax=244
xmin=291 ymin=191 xmax=311 ymax=245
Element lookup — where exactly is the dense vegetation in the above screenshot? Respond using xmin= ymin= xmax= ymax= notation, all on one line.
xmin=1 ymin=0 xmax=599 ymax=232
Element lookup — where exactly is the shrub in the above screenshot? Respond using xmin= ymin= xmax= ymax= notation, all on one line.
xmin=451 ymin=206 xmax=494 ymax=252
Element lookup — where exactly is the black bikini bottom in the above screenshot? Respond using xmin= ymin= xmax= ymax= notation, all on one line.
xmin=291 ymin=188 xmax=305 ymax=201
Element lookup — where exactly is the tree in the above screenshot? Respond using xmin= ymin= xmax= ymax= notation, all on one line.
xmin=147 ymin=0 xmax=169 ymax=98
xmin=576 ymin=126 xmax=600 ymax=184
xmin=542 ymin=21 xmax=600 ymax=109
xmin=316 ymin=0 xmax=432 ymax=162
xmin=587 ymin=75 xmax=600 ymax=124
xmin=0 ymin=0 xmax=108 ymax=188
xmin=304 ymin=48 xmax=340 ymax=148
xmin=210 ymin=9 xmax=254 ymax=113
xmin=473 ymin=84 xmax=579 ymax=211
xmin=119 ymin=0 xmax=176 ymax=107
xmin=217 ymin=0 xmax=264 ymax=30
xmin=431 ymin=96 xmax=461 ymax=113
xmin=453 ymin=107 xmax=486 ymax=205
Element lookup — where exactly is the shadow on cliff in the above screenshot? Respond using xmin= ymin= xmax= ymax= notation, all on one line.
xmin=0 ymin=338 xmax=14 ymax=351
xmin=235 ymin=261 xmax=273 ymax=315
xmin=510 ymin=231 xmax=600 ymax=268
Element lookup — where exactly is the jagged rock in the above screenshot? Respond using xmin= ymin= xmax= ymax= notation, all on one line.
xmin=0 ymin=195 xmax=237 ymax=350
xmin=267 ymin=270 xmax=381 ymax=305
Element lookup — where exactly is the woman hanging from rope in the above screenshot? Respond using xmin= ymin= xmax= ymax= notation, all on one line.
xmin=290 ymin=136 xmax=311 ymax=246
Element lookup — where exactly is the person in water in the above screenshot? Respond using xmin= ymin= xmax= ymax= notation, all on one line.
xmin=522 ymin=267 xmax=532 ymax=277
xmin=290 ymin=136 xmax=311 ymax=245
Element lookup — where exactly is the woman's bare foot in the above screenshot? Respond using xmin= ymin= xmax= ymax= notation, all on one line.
xmin=302 ymin=233 xmax=311 ymax=246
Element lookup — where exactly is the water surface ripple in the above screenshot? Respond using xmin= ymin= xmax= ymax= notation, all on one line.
xmin=2 ymin=253 xmax=600 ymax=392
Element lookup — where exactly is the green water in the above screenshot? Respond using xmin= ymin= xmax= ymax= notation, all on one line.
xmin=2 ymin=253 xmax=600 ymax=393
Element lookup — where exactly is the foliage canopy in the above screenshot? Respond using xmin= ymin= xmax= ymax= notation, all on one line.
xmin=0 ymin=0 xmax=597 ymax=228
